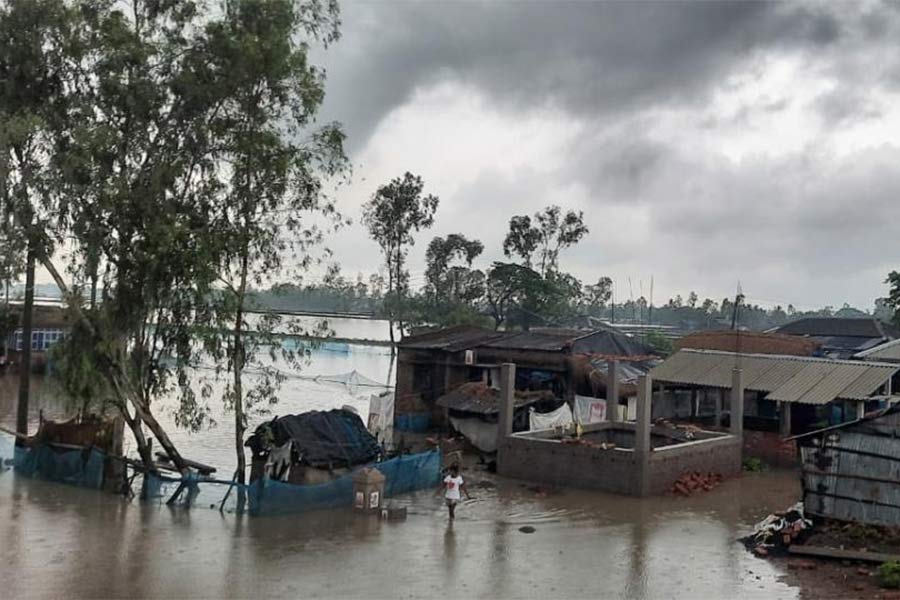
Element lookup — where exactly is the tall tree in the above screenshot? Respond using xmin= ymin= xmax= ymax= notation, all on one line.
xmin=199 ymin=0 xmax=347 ymax=488
xmin=885 ymin=271 xmax=900 ymax=327
xmin=503 ymin=205 xmax=588 ymax=277
xmin=0 ymin=0 xmax=78 ymax=435
xmin=584 ymin=276 xmax=613 ymax=314
xmin=363 ymin=172 xmax=438 ymax=347
xmin=424 ymin=233 xmax=483 ymax=305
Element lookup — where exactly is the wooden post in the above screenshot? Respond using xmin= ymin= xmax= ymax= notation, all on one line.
xmin=497 ymin=363 xmax=516 ymax=448
xmin=730 ymin=369 xmax=744 ymax=438
xmin=635 ymin=375 xmax=652 ymax=496
xmin=779 ymin=401 xmax=792 ymax=437
xmin=607 ymin=359 xmax=619 ymax=422
xmin=691 ymin=389 xmax=700 ymax=418
xmin=857 ymin=400 xmax=866 ymax=420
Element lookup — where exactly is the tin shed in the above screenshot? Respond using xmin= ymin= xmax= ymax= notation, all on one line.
xmin=792 ymin=406 xmax=900 ymax=527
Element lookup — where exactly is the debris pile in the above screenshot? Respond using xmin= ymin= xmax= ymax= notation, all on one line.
xmin=670 ymin=471 xmax=724 ymax=495
xmin=743 ymin=502 xmax=813 ymax=556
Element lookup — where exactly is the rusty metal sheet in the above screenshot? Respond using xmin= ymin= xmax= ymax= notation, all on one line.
xmin=801 ymin=428 xmax=900 ymax=527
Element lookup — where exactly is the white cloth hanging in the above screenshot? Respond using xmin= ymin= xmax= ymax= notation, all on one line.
xmin=367 ymin=391 xmax=394 ymax=449
xmin=529 ymin=403 xmax=574 ymax=431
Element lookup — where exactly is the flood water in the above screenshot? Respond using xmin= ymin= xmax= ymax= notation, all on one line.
xmin=0 ymin=463 xmax=802 ymax=598
xmin=0 ymin=316 xmax=807 ymax=598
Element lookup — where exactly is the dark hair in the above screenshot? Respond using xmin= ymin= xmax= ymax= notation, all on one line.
xmin=449 ymin=463 xmax=459 ymax=473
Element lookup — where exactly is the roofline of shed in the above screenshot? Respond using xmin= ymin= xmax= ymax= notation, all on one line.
xmin=855 ymin=337 xmax=900 ymax=358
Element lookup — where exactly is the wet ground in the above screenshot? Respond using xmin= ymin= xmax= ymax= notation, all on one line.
xmin=0 ymin=465 xmax=811 ymax=599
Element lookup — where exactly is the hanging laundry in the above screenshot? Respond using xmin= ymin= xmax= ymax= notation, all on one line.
xmin=529 ymin=403 xmax=574 ymax=431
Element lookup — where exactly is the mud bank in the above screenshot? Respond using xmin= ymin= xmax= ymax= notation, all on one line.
xmin=0 ymin=467 xmax=812 ymax=599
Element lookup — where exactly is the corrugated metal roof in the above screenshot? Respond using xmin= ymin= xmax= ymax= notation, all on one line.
xmin=650 ymin=350 xmax=899 ymax=405
xmin=767 ymin=362 xmax=840 ymax=403
xmin=840 ymin=364 xmax=897 ymax=399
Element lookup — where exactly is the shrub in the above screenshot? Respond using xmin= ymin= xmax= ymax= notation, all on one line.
xmin=742 ymin=457 xmax=767 ymax=472
xmin=877 ymin=561 xmax=900 ymax=589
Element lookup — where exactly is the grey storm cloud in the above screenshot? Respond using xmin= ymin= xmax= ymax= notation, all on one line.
xmin=312 ymin=0 xmax=900 ymax=308
xmin=315 ymin=0 xmax=860 ymax=152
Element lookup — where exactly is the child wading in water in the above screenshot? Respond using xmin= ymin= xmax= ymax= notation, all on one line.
xmin=439 ymin=464 xmax=471 ymax=520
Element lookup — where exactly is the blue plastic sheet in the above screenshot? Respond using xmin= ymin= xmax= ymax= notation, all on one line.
xmin=394 ymin=413 xmax=431 ymax=432
xmin=0 ymin=428 xmax=440 ymax=517
xmin=13 ymin=444 xmax=106 ymax=489
xmin=249 ymin=450 xmax=441 ymax=516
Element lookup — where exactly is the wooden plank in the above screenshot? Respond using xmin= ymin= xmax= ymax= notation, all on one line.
xmin=789 ymin=544 xmax=900 ymax=563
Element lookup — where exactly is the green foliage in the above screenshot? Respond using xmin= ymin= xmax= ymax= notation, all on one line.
xmin=362 ymin=172 xmax=439 ymax=338
xmin=644 ymin=330 xmax=674 ymax=355
xmin=742 ymin=457 xmax=767 ymax=472
xmin=877 ymin=561 xmax=900 ymax=589
xmin=885 ymin=271 xmax=900 ymax=327
xmin=503 ymin=205 xmax=588 ymax=277
xmin=0 ymin=0 xmax=347 ymax=473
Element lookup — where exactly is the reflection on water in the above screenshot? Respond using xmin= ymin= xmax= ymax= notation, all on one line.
xmin=0 ymin=466 xmax=802 ymax=598
xmin=0 ymin=317 xmax=396 ymax=473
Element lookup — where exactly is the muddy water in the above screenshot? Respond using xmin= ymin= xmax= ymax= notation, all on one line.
xmin=0 ymin=466 xmax=802 ymax=599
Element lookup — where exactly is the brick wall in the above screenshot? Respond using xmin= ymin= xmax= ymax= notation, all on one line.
xmin=497 ymin=430 xmax=742 ymax=497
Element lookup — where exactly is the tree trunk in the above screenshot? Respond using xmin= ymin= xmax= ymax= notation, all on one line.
xmin=232 ymin=243 xmax=250 ymax=511
xmin=16 ymin=243 xmax=35 ymax=437
xmin=386 ymin=254 xmax=396 ymax=355
xmin=39 ymin=251 xmax=190 ymax=474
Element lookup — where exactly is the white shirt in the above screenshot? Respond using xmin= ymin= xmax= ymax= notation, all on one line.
xmin=444 ymin=475 xmax=464 ymax=500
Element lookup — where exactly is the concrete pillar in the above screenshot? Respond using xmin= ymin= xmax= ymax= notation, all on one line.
xmin=857 ymin=400 xmax=866 ymax=420
xmin=497 ymin=363 xmax=516 ymax=449
xmin=635 ymin=375 xmax=653 ymax=496
xmin=691 ymin=389 xmax=700 ymax=418
xmin=779 ymin=401 xmax=792 ymax=437
xmin=607 ymin=360 xmax=619 ymax=422
xmin=730 ymin=369 xmax=744 ymax=438
xmin=714 ymin=388 xmax=723 ymax=428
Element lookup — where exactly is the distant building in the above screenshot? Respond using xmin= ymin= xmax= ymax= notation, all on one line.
xmin=394 ymin=325 xmax=659 ymax=432
xmin=2 ymin=301 xmax=70 ymax=372
xmin=770 ymin=317 xmax=900 ymax=359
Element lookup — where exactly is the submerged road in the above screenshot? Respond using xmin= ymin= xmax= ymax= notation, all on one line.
xmin=0 ymin=468 xmax=805 ymax=599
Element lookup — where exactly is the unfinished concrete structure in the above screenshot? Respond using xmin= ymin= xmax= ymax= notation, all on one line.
xmin=496 ymin=362 xmax=743 ymax=496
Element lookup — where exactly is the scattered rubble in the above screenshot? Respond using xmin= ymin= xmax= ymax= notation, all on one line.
xmin=670 ymin=471 xmax=724 ymax=496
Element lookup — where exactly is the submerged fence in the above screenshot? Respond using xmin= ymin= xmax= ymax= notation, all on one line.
xmin=0 ymin=431 xmax=440 ymax=517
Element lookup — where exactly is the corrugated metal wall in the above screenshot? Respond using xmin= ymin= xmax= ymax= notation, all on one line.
xmin=801 ymin=415 xmax=900 ymax=526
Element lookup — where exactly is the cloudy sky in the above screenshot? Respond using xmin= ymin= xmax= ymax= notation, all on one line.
xmin=310 ymin=0 xmax=900 ymax=311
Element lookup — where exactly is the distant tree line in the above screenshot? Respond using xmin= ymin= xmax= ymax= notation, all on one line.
xmin=254 ymin=183 xmax=898 ymax=334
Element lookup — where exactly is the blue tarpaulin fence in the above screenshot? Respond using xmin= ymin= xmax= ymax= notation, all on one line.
xmin=13 ymin=445 xmax=106 ymax=489
xmin=0 ymin=427 xmax=440 ymax=517
xmin=0 ymin=429 xmax=107 ymax=490
xmin=143 ymin=450 xmax=441 ymax=516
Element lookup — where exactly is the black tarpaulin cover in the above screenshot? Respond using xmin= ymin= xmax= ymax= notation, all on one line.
xmin=246 ymin=409 xmax=382 ymax=468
